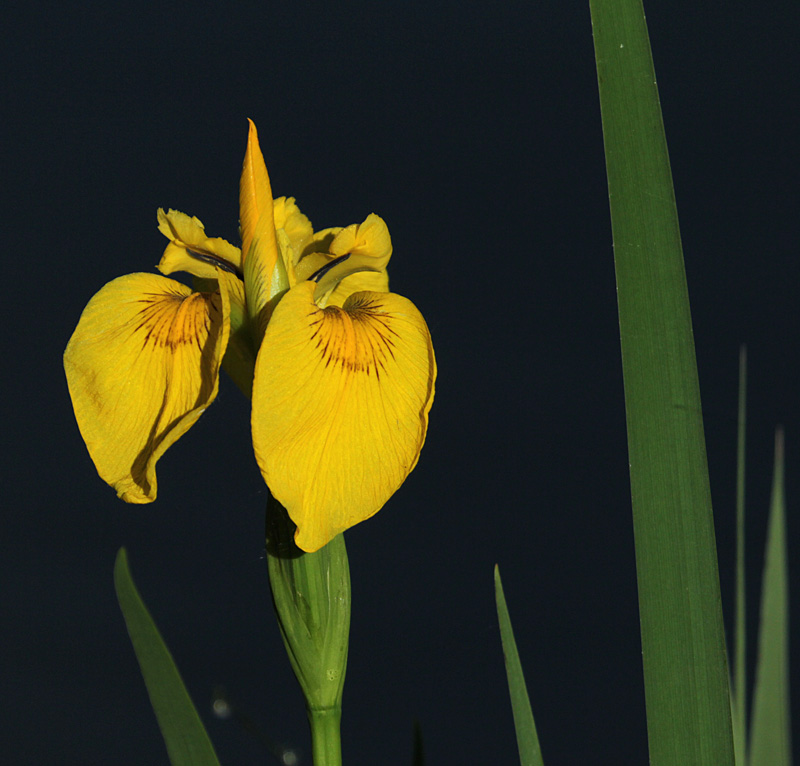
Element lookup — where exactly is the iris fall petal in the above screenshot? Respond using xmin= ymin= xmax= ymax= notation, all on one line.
xmin=251 ymin=280 xmax=436 ymax=552
xmin=64 ymin=272 xmax=232 ymax=502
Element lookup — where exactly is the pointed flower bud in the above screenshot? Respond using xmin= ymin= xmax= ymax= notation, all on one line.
xmin=266 ymin=496 xmax=350 ymax=714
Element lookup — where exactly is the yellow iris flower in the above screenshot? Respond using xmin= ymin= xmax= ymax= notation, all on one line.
xmin=64 ymin=120 xmax=436 ymax=552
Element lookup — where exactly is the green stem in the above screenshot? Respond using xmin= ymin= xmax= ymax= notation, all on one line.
xmin=265 ymin=498 xmax=350 ymax=764
xmin=308 ymin=707 xmax=342 ymax=766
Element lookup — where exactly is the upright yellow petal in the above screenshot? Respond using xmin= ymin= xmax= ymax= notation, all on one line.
xmin=273 ymin=196 xmax=313 ymax=259
xmin=240 ymin=120 xmax=279 ymax=326
xmin=64 ymin=272 xmax=232 ymax=502
xmin=251 ymin=281 xmax=436 ymax=552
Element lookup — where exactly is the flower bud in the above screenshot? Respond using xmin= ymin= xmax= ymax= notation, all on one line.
xmin=265 ymin=495 xmax=350 ymax=712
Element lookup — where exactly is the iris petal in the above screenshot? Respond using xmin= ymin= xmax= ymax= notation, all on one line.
xmin=157 ymin=208 xmax=241 ymax=279
xmin=311 ymin=215 xmax=392 ymax=305
xmin=273 ymin=196 xmax=313 ymax=259
xmin=240 ymin=119 xmax=279 ymax=329
xmin=251 ymin=280 xmax=436 ymax=552
xmin=324 ymin=269 xmax=390 ymax=308
xmin=64 ymin=272 xmax=232 ymax=502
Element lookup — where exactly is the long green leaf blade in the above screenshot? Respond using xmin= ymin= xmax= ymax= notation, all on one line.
xmin=494 ymin=566 xmax=544 ymax=766
xmin=733 ymin=345 xmax=748 ymax=766
xmin=589 ymin=1 xmax=735 ymax=764
xmin=411 ymin=720 xmax=425 ymax=766
xmin=749 ymin=429 xmax=791 ymax=766
xmin=114 ymin=548 xmax=221 ymax=766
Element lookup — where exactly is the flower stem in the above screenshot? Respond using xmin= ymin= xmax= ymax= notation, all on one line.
xmin=308 ymin=706 xmax=342 ymax=766
xmin=265 ymin=498 xmax=350 ymax=764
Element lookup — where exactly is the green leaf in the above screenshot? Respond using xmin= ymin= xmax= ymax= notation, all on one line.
xmin=589 ymin=1 xmax=735 ymax=764
xmin=114 ymin=548 xmax=221 ymax=766
xmin=749 ymin=430 xmax=791 ymax=766
xmin=494 ymin=566 xmax=544 ymax=766
xmin=411 ymin=720 xmax=425 ymax=766
xmin=733 ymin=345 xmax=748 ymax=766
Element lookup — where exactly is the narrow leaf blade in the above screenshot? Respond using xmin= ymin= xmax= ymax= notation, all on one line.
xmin=749 ymin=430 xmax=791 ymax=766
xmin=589 ymin=0 xmax=735 ymax=763
xmin=494 ymin=566 xmax=544 ymax=766
xmin=733 ymin=345 xmax=748 ymax=765
xmin=114 ymin=548 xmax=221 ymax=766
xmin=411 ymin=720 xmax=425 ymax=766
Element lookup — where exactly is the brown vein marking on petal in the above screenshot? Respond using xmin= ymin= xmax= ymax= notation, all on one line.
xmin=309 ymin=294 xmax=397 ymax=377
xmin=134 ymin=291 xmax=221 ymax=350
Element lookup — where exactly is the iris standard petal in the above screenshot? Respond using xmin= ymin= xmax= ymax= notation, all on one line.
xmin=240 ymin=119 xmax=279 ymax=327
xmin=64 ymin=272 xmax=232 ymax=502
xmin=273 ymin=196 xmax=313 ymax=258
xmin=251 ymin=280 xmax=436 ymax=552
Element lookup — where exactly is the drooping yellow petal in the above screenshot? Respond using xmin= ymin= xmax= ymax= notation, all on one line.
xmin=240 ymin=120 xmax=279 ymax=325
xmin=251 ymin=280 xmax=436 ymax=552
xmin=157 ymin=208 xmax=241 ymax=279
xmin=64 ymin=272 xmax=233 ymax=502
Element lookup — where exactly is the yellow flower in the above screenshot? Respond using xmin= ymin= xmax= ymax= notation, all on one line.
xmin=64 ymin=120 xmax=436 ymax=552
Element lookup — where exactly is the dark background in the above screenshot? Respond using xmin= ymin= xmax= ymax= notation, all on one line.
xmin=4 ymin=1 xmax=797 ymax=763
